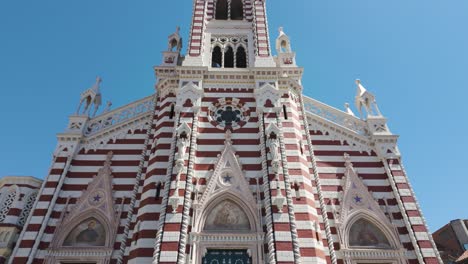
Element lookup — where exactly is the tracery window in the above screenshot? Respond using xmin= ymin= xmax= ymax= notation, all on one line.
xmin=17 ymin=191 xmax=38 ymax=227
xmin=236 ymin=46 xmax=247 ymax=68
xmin=212 ymin=46 xmax=223 ymax=68
xmin=224 ymin=46 xmax=234 ymax=68
xmin=0 ymin=187 xmax=17 ymax=222
xmin=211 ymin=36 xmax=248 ymax=68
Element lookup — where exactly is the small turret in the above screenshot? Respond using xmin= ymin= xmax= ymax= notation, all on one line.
xmin=76 ymin=77 xmax=103 ymax=117
xmin=275 ymin=27 xmax=296 ymax=67
xmin=354 ymin=79 xmax=382 ymax=118
xmin=161 ymin=27 xmax=183 ymax=66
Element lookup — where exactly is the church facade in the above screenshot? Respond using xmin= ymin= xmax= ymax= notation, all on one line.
xmin=3 ymin=1 xmax=442 ymax=264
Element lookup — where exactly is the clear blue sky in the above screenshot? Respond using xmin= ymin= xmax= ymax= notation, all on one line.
xmin=1 ymin=1 xmax=467 ymax=231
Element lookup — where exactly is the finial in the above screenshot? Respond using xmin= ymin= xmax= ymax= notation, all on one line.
xmin=104 ymin=101 xmax=112 ymax=113
xmin=355 ymin=79 xmax=361 ymax=85
xmin=344 ymin=153 xmax=353 ymax=168
xmin=105 ymin=151 xmax=113 ymax=165
xmin=278 ymin=27 xmax=286 ymax=36
xmin=225 ymin=130 xmax=232 ymax=145
xmin=176 ymin=26 xmax=180 ymax=34
xmin=93 ymin=76 xmax=102 ymax=93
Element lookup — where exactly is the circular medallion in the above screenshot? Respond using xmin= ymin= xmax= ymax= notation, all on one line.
xmin=89 ymin=190 xmax=105 ymax=206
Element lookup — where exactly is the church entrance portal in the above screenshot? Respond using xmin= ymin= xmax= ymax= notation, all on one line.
xmin=202 ymin=249 xmax=251 ymax=264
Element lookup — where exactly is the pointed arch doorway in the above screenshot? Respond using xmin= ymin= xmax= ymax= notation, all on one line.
xmin=191 ymin=195 xmax=262 ymax=264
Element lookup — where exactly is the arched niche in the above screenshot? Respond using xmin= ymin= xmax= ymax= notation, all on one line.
xmin=203 ymin=199 xmax=251 ymax=232
xmin=54 ymin=210 xmax=114 ymax=249
xmin=197 ymin=192 xmax=258 ymax=233
xmin=344 ymin=213 xmax=399 ymax=250
xmin=348 ymin=218 xmax=392 ymax=249
xmin=63 ymin=217 xmax=107 ymax=247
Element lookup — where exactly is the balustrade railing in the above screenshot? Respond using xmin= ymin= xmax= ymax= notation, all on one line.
xmin=303 ymin=96 xmax=367 ymax=135
xmin=84 ymin=96 xmax=154 ymax=136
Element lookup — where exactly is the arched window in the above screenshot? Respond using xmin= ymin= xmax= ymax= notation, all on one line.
xmin=224 ymin=46 xmax=234 ymax=68
xmin=349 ymin=218 xmax=392 ymax=249
xmin=170 ymin=38 xmax=178 ymax=52
xmin=236 ymin=46 xmax=247 ymax=68
xmin=280 ymin=40 xmax=289 ymax=53
xmin=169 ymin=104 xmax=175 ymax=119
xmin=155 ymin=182 xmax=162 ymax=199
xmin=0 ymin=187 xmax=17 ymax=222
xmin=212 ymin=46 xmax=222 ymax=68
xmin=283 ymin=105 xmax=288 ymax=120
xmin=231 ymin=0 xmax=244 ymax=20
xmin=215 ymin=0 xmax=228 ymax=20
xmin=63 ymin=217 xmax=106 ymax=247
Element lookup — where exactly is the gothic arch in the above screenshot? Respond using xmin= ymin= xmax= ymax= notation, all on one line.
xmin=342 ymin=211 xmax=399 ymax=250
xmin=53 ymin=209 xmax=115 ymax=248
xmin=236 ymin=45 xmax=247 ymax=68
xmin=211 ymin=45 xmax=223 ymax=68
xmin=196 ymin=192 xmax=259 ymax=233
xmin=224 ymin=45 xmax=235 ymax=68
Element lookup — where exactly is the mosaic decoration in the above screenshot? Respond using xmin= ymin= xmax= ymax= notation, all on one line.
xmin=349 ymin=219 xmax=392 ymax=249
xmin=63 ymin=217 xmax=106 ymax=247
xmin=204 ymin=200 xmax=250 ymax=232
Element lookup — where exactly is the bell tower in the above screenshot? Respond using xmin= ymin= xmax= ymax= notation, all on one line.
xmin=184 ymin=0 xmax=275 ymax=67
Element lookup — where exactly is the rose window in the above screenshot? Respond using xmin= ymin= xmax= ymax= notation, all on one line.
xmin=209 ymin=98 xmax=250 ymax=130
xmin=215 ymin=106 xmax=242 ymax=127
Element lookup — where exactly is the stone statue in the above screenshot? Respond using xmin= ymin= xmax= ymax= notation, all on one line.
xmin=267 ymin=137 xmax=280 ymax=162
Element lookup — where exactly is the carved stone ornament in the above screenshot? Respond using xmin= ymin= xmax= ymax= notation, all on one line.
xmin=47 ymin=152 xmax=123 ymax=264
xmin=272 ymin=193 xmax=286 ymax=213
xmin=176 ymin=81 xmax=204 ymax=112
xmin=254 ymin=82 xmax=282 ymax=112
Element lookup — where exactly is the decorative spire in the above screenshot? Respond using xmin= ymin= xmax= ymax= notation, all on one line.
xmin=354 ymin=79 xmax=381 ymax=118
xmin=344 ymin=103 xmax=355 ymax=116
xmin=92 ymin=76 xmax=102 ymax=93
xmin=278 ymin=27 xmax=285 ymax=36
xmin=76 ymin=76 xmax=103 ymax=117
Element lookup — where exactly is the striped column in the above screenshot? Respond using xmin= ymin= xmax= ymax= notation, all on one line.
xmin=188 ymin=0 xmax=207 ymax=57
